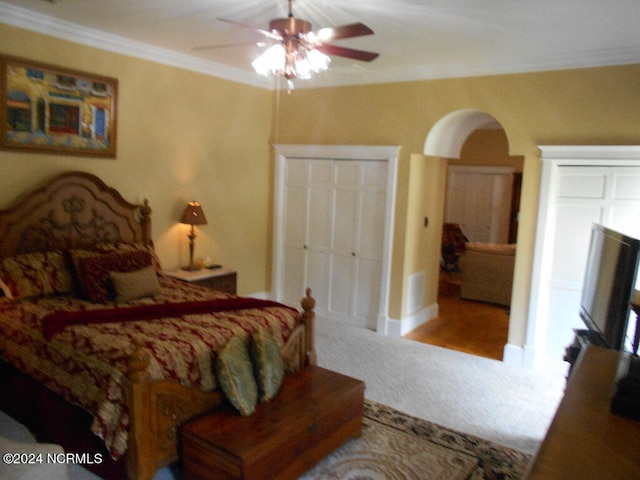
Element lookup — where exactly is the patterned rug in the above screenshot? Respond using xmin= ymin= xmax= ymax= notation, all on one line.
xmin=300 ymin=400 xmax=532 ymax=480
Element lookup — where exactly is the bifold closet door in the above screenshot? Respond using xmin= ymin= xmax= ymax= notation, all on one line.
xmin=445 ymin=166 xmax=514 ymax=243
xmin=281 ymin=158 xmax=387 ymax=329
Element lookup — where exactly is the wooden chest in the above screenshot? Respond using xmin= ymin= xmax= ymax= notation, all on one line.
xmin=181 ymin=366 xmax=365 ymax=480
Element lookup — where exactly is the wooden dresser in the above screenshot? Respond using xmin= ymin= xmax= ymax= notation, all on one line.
xmin=523 ymin=345 xmax=640 ymax=480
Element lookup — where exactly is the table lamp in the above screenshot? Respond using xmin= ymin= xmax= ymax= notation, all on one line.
xmin=180 ymin=201 xmax=208 ymax=271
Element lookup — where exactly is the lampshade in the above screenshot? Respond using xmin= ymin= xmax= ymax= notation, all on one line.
xmin=180 ymin=201 xmax=207 ymax=226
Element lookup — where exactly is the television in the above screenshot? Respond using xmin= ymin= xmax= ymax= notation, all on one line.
xmin=579 ymin=224 xmax=640 ymax=351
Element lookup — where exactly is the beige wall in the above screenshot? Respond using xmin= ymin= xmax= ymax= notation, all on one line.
xmin=3 ymin=22 xmax=640 ymax=351
xmin=457 ymin=129 xmax=524 ymax=171
xmin=0 ymin=24 xmax=274 ymax=295
xmin=274 ymin=65 xmax=640 ymax=346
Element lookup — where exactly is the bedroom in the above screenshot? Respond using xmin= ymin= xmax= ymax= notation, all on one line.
xmin=2 ymin=6 xmax=640 ymax=364
xmin=2 ymin=17 xmax=640 ymax=369
xmin=1 ymin=2 xmax=640 ymax=479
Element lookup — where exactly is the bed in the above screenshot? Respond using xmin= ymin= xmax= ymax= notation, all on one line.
xmin=0 ymin=171 xmax=316 ymax=480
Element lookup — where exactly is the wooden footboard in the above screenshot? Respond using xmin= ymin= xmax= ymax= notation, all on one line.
xmin=124 ymin=289 xmax=316 ymax=480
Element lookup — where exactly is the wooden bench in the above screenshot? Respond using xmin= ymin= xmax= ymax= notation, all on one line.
xmin=181 ymin=366 xmax=365 ymax=480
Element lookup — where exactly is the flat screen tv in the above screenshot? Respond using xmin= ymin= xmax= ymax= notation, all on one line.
xmin=579 ymin=224 xmax=640 ymax=351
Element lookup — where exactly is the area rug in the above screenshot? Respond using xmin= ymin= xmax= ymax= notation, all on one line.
xmin=300 ymin=400 xmax=532 ymax=480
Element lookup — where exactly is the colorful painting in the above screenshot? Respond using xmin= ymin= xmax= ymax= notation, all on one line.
xmin=0 ymin=55 xmax=117 ymax=157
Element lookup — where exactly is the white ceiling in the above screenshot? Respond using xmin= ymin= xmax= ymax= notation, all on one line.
xmin=2 ymin=0 xmax=639 ymax=90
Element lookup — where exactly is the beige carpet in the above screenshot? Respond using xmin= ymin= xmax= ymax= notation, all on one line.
xmin=300 ymin=400 xmax=530 ymax=480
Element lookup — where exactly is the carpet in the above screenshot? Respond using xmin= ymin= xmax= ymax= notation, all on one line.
xmin=300 ymin=400 xmax=531 ymax=480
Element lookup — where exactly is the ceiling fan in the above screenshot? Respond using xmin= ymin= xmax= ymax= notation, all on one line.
xmin=200 ymin=0 xmax=379 ymax=82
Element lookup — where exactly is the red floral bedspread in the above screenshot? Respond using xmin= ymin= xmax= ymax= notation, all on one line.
xmin=0 ymin=275 xmax=300 ymax=460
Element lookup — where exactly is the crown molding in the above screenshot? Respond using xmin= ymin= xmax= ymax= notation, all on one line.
xmin=2 ymin=1 xmax=640 ymax=91
xmin=0 ymin=2 xmax=273 ymax=90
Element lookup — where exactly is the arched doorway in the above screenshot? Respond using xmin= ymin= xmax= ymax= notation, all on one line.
xmin=419 ymin=109 xmax=523 ymax=360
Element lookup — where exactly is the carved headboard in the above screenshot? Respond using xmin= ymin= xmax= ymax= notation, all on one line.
xmin=0 ymin=171 xmax=151 ymax=258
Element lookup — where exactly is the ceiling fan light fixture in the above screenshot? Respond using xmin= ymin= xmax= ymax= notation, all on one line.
xmin=252 ymin=42 xmax=330 ymax=81
xmin=251 ymin=44 xmax=286 ymax=76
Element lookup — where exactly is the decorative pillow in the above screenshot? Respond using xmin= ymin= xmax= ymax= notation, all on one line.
xmin=250 ymin=328 xmax=285 ymax=401
xmin=75 ymin=250 xmax=154 ymax=303
xmin=109 ymin=265 xmax=161 ymax=303
xmin=216 ymin=336 xmax=258 ymax=416
xmin=95 ymin=241 xmax=162 ymax=271
xmin=0 ymin=251 xmax=74 ymax=300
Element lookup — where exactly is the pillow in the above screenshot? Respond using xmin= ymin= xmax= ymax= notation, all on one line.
xmin=250 ymin=328 xmax=285 ymax=401
xmin=95 ymin=241 xmax=162 ymax=271
xmin=216 ymin=336 xmax=258 ymax=416
xmin=0 ymin=251 xmax=74 ymax=300
xmin=74 ymin=250 xmax=154 ymax=303
xmin=109 ymin=265 xmax=161 ymax=303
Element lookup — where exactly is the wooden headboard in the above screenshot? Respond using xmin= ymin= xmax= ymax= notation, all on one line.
xmin=0 ymin=171 xmax=151 ymax=258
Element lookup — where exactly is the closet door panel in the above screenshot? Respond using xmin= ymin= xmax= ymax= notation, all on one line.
xmin=355 ymin=257 xmax=382 ymax=329
xmin=446 ymin=166 xmax=513 ymax=243
xmin=283 ymin=185 xmax=308 ymax=246
xmin=329 ymin=253 xmax=355 ymax=320
xmin=359 ymin=190 xmax=386 ymax=258
xmin=308 ymin=186 xmax=332 ymax=250
xmin=333 ymin=188 xmax=358 ymax=254
xmin=306 ymin=249 xmax=330 ymax=314
xmin=282 ymin=246 xmax=306 ymax=307
xmin=307 ymin=160 xmax=333 ymax=250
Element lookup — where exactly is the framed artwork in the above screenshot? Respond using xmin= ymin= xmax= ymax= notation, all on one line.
xmin=0 ymin=55 xmax=118 ymax=157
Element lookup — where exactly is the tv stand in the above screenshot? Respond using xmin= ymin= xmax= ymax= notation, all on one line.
xmin=524 ymin=345 xmax=640 ymax=479
xmin=564 ymin=329 xmax=609 ymax=377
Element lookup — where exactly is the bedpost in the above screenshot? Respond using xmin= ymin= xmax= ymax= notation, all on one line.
xmin=140 ymin=198 xmax=152 ymax=244
xmin=301 ymin=287 xmax=316 ymax=366
xmin=125 ymin=343 xmax=155 ymax=480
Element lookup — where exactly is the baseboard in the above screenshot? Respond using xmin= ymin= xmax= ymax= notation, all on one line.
xmin=504 ymin=343 xmax=561 ymax=371
xmin=381 ymin=302 xmax=439 ymax=337
xmin=503 ymin=343 xmax=525 ymax=367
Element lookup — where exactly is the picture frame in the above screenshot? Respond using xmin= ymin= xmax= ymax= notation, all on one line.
xmin=0 ymin=55 xmax=118 ymax=158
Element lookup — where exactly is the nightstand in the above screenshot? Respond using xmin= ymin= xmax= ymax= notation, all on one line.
xmin=164 ymin=267 xmax=237 ymax=295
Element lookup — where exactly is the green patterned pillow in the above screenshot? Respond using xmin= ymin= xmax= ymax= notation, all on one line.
xmin=216 ymin=336 xmax=258 ymax=416
xmin=250 ymin=328 xmax=285 ymax=401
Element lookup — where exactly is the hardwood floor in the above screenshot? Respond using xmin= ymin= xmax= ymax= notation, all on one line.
xmin=404 ymin=271 xmax=510 ymax=361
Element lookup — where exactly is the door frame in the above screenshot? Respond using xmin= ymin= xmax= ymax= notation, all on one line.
xmin=272 ymin=144 xmax=399 ymax=332
xmin=525 ymin=145 xmax=640 ymax=369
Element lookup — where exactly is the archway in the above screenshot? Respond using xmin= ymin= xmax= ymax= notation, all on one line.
xmin=421 ymin=109 xmax=522 ymax=361
xmin=424 ymin=109 xmax=502 ymax=158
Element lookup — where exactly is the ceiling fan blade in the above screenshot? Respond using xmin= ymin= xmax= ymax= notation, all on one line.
xmin=314 ymin=22 xmax=374 ymax=41
xmin=191 ymin=41 xmax=267 ymax=51
xmin=316 ymin=44 xmax=379 ymax=62
xmin=217 ymin=17 xmax=281 ymax=41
